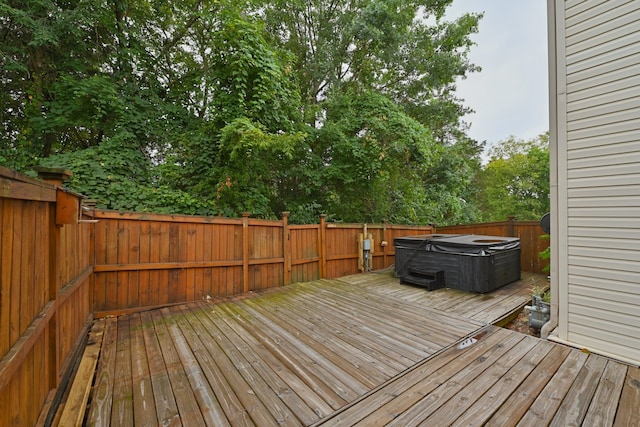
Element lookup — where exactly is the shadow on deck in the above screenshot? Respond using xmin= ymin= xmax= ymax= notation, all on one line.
xmin=60 ymin=272 xmax=638 ymax=426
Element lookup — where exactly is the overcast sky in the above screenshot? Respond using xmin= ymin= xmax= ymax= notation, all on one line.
xmin=444 ymin=1 xmax=549 ymax=152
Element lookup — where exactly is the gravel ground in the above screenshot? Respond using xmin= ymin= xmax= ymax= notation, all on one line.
xmin=504 ymin=309 xmax=540 ymax=337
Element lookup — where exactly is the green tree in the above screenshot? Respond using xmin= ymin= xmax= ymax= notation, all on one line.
xmin=259 ymin=0 xmax=481 ymax=137
xmin=478 ymin=134 xmax=550 ymax=221
xmin=37 ymin=138 xmax=216 ymax=214
xmin=2 ymin=0 xmax=486 ymax=225
xmin=312 ymin=90 xmax=440 ymax=223
xmin=0 ymin=0 xmax=108 ymax=166
xmin=0 ymin=0 xmax=192 ymax=164
xmin=158 ymin=11 xmax=306 ymax=218
xmin=255 ymin=0 xmax=484 ymax=223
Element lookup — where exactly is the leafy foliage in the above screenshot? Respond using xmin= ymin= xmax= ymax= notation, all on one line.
xmin=2 ymin=0 xmax=494 ymax=225
xmin=477 ymin=134 xmax=550 ymax=221
xmin=260 ymin=0 xmax=481 ymax=137
xmin=38 ymin=138 xmax=217 ymax=214
xmin=312 ymin=90 xmax=439 ymax=223
xmin=539 ymin=234 xmax=551 ymax=273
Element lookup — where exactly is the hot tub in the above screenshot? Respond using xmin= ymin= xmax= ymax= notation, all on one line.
xmin=394 ymin=234 xmax=521 ymax=293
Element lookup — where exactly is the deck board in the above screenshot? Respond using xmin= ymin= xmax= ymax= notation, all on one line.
xmin=84 ymin=272 xmax=635 ymax=426
xmin=483 ymin=344 xmax=572 ymax=426
xmin=111 ymin=316 xmax=134 ymax=427
xmin=86 ymin=317 xmax=117 ymax=427
xmin=194 ymin=302 xmax=323 ymax=425
xmin=338 ymin=271 xmax=547 ymax=325
xmin=138 ymin=311 xmax=181 ymax=426
xmin=129 ymin=314 xmax=158 ymax=427
xmin=449 ymin=340 xmax=557 ymax=426
xmin=150 ymin=309 xmax=207 ymax=426
xmin=614 ymin=366 xmax=640 ymax=426
xmin=581 ymin=360 xmax=628 ymax=427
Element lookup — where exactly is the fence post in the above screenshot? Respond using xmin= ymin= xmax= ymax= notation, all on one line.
xmin=48 ymin=201 xmax=61 ymax=388
xmin=37 ymin=168 xmax=70 ymax=389
xmin=382 ymin=219 xmax=388 ymax=268
xmin=282 ymin=212 xmax=291 ymax=285
xmin=242 ymin=212 xmax=250 ymax=293
xmin=319 ymin=214 xmax=327 ymax=279
xmin=507 ymin=215 xmax=516 ymax=236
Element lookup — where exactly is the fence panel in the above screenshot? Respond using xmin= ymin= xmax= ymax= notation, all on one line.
xmin=0 ymin=196 xmax=53 ymax=427
xmin=247 ymin=218 xmax=284 ymax=292
xmin=56 ymin=219 xmax=93 ymax=380
xmin=324 ymin=224 xmax=363 ymax=278
xmin=513 ymin=221 xmax=549 ymax=273
xmin=92 ymin=211 xmax=247 ymax=314
xmin=92 ymin=212 xmax=545 ymax=315
xmin=92 ymin=212 xmax=436 ymax=314
xmin=289 ymin=224 xmax=321 ymax=284
xmin=0 ymin=167 xmax=91 ymax=427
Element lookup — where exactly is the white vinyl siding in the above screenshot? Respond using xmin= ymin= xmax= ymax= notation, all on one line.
xmin=555 ymin=0 xmax=640 ymax=364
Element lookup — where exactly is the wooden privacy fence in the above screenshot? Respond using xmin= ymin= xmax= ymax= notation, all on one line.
xmin=436 ymin=218 xmax=549 ymax=274
xmin=92 ymin=210 xmax=434 ymax=316
xmin=0 ymin=167 xmax=92 ymax=427
xmin=91 ymin=212 xmax=549 ymax=317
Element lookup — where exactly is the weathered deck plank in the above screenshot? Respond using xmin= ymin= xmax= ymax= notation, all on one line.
xmin=268 ymin=288 xmax=410 ymax=372
xmin=449 ymin=340 xmax=557 ymax=426
xmin=150 ymin=310 xmax=207 ymax=426
xmin=138 ymin=311 xmax=181 ymax=426
xmin=58 ymin=319 xmax=105 ymax=427
xmin=207 ymin=300 xmax=346 ymax=417
xmin=319 ymin=326 xmax=512 ymax=426
xmin=191 ymin=302 xmax=323 ymax=425
xmin=317 ymin=327 xmax=635 ymax=427
xmin=385 ymin=334 xmax=539 ymax=427
xmin=86 ymin=317 xmax=117 ymax=427
xmin=240 ymin=293 xmax=397 ymax=383
xmin=128 ymin=314 xmax=158 ymax=427
xmin=176 ymin=305 xmax=255 ymax=426
xmin=111 ymin=316 xmax=134 ymax=427
xmin=582 ymin=360 xmax=628 ymax=427
xmin=239 ymin=297 xmax=385 ymax=390
xmin=548 ymin=354 xmax=609 ymax=427
xmin=614 ymin=366 xmax=640 ymax=426
xmin=515 ymin=349 xmax=589 ymax=427
xmin=168 ymin=306 xmax=260 ymax=425
xmin=224 ymin=297 xmax=361 ymax=406
xmin=83 ymin=273 xmax=634 ymax=426
xmin=338 ymin=271 xmax=547 ymax=325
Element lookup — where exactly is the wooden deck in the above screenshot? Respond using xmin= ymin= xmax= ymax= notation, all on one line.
xmin=77 ymin=272 xmax=638 ymax=426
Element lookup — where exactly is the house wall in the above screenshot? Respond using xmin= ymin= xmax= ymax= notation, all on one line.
xmin=550 ymin=0 xmax=640 ymax=365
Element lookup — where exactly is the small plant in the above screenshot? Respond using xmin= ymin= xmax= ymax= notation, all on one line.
xmin=539 ymin=234 xmax=550 ymax=273
xmin=531 ymin=285 xmax=550 ymax=303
